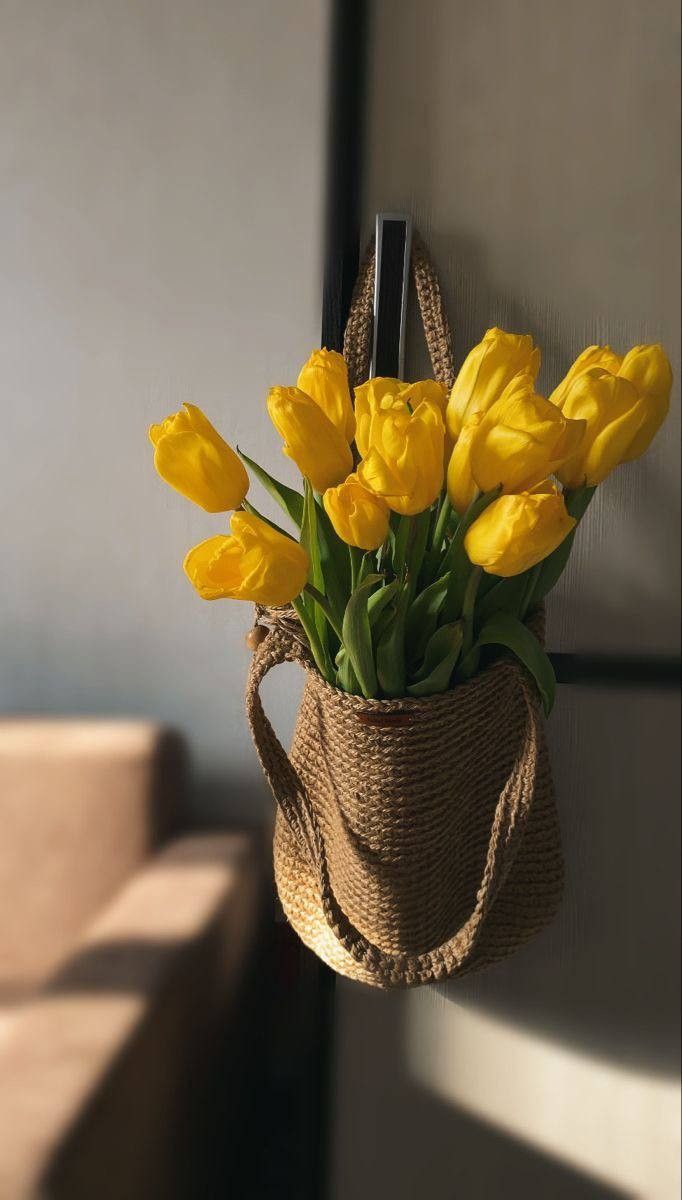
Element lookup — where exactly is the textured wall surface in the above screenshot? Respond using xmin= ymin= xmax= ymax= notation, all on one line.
xmin=361 ymin=0 xmax=681 ymax=657
xmin=331 ymin=1 xmax=681 ymax=1197
xmin=0 ymin=0 xmax=327 ymax=820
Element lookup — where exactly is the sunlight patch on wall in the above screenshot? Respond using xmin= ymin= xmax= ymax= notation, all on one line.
xmin=406 ymin=995 xmax=681 ymax=1200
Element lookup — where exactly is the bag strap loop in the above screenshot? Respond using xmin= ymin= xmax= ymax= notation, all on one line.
xmin=342 ymin=231 xmax=456 ymax=389
xmin=246 ymin=627 xmax=543 ymax=987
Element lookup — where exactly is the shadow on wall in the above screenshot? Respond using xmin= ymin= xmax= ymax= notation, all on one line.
xmin=191 ymin=770 xmax=274 ymax=830
xmin=441 ymin=683 xmax=681 ymax=1081
xmin=330 ymin=984 xmax=629 ymax=1200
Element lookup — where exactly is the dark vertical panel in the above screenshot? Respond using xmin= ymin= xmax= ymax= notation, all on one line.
xmin=321 ymin=0 xmax=369 ymax=352
xmin=373 ymin=216 xmax=411 ymax=377
xmin=302 ymin=4 xmax=369 ymax=1200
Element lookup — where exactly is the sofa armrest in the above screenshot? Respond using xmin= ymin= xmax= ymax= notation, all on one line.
xmin=0 ymin=831 xmax=264 ymax=1200
xmin=0 ymin=719 xmax=188 ymax=1003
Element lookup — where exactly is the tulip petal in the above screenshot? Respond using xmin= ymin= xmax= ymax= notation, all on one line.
xmin=268 ymin=386 xmax=353 ymax=493
xmin=297 ymin=349 xmax=356 ymax=443
xmin=154 ymin=431 xmax=248 ymax=512
xmin=183 ymin=514 xmax=309 ymax=606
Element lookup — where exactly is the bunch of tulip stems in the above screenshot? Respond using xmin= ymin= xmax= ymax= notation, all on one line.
xmin=149 ymin=330 xmax=672 ymax=714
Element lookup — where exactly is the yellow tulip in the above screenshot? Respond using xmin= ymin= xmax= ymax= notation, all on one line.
xmin=400 ymin=379 xmax=448 ymax=415
xmin=446 ymin=414 xmax=482 ymax=514
xmin=356 ymin=384 xmax=445 ymax=516
xmin=354 ymin=378 xmax=446 ymax=458
xmin=323 ymin=473 xmax=390 ymax=551
xmin=616 ymin=343 xmax=672 ymax=461
xmin=550 ymin=342 xmax=672 ymax=467
xmin=548 ymin=345 xmax=622 ymax=410
xmin=354 ymin=377 xmax=404 ymax=458
xmin=464 ymin=482 xmax=576 ymax=578
xmin=267 ymin=385 xmax=353 ymax=493
xmin=297 ymin=348 xmax=356 ymax=442
xmin=149 ymin=403 xmax=248 ymax=513
xmin=467 ymin=374 xmax=586 ymax=495
xmin=183 ymin=511 xmax=309 ymax=605
xmin=446 ymin=327 xmax=541 ymax=440
xmin=556 ymin=368 xmax=658 ymax=488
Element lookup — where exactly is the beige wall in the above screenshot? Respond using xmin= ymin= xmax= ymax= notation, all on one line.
xmin=332 ymin=2 xmax=681 ymax=1198
xmin=0 ymin=0 xmax=328 ymax=819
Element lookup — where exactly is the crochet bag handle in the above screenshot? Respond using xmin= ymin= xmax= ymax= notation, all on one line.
xmin=342 ymin=231 xmax=456 ymax=389
xmin=245 ymin=626 xmax=544 ymax=986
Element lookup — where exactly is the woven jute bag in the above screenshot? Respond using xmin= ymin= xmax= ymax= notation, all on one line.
xmin=246 ymin=235 xmax=564 ymax=988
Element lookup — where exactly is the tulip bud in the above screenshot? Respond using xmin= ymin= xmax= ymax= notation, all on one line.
xmin=323 ymin=473 xmax=390 ymax=551
xmin=464 ymin=482 xmax=576 ymax=577
xmin=446 ymin=327 xmax=541 ymax=440
xmin=548 ymin=345 xmax=622 ymax=410
xmin=356 ymin=383 xmax=445 ymax=516
xmin=556 ymin=368 xmax=655 ymax=488
xmin=400 ymin=379 xmax=448 ymax=415
xmin=297 ymin=349 xmax=356 ymax=442
xmin=446 ymin=414 xmax=482 ymax=515
xmin=267 ymin=386 xmax=353 ymax=493
xmin=550 ymin=342 xmax=672 ymax=469
xmin=354 ymin=377 xmax=405 ymax=458
xmin=183 ymin=511 xmax=309 ymax=605
xmin=467 ymin=374 xmax=586 ymax=496
xmin=149 ymin=403 xmax=248 ymax=513
xmin=617 ymin=344 xmax=673 ymax=461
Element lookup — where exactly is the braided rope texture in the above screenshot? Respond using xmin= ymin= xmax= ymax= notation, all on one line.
xmin=246 ymin=615 xmax=563 ymax=989
xmin=341 ymin=231 xmax=456 ymax=388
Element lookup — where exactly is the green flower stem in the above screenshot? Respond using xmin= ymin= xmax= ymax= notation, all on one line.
xmin=358 ymin=550 xmax=376 ymax=587
xmin=304 ymin=583 xmax=344 ymax=642
xmin=241 ymin=498 xmax=291 ymax=538
xmin=406 ymin=508 xmax=432 ymax=603
xmin=461 ymin=565 xmax=483 ymax=658
xmin=519 ymin=563 xmax=542 ymax=620
xmin=392 ymin=515 xmax=412 ymax=578
xmin=440 ymin=488 xmax=501 ymax=624
xmin=430 ymin=494 xmax=452 ymax=556
xmin=439 ymin=488 xmax=500 ymax=576
xmin=349 ymin=545 xmax=363 ymax=592
xmin=422 ymin=494 xmax=453 ymax=583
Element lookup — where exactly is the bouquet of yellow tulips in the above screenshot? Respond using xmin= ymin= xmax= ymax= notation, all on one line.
xmin=149 ymin=330 xmax=672 ymax=715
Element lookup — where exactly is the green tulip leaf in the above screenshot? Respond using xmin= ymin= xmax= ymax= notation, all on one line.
xmin=367 ymin=578 xmax=400 ymax=626
xmin=532 ymin=529 xmax=576 ymax=602
xmin=301 ymin=482 xmax=334 ymax=658
xmin=335 ymin=646 xmax=361 ymax=695
xmin=237 ymin=448 xmax=304 ymax=528
xmin=376 ymin=586 xmax=408 ymax=698
xmin=342 ymin=573 xmax=383 ymax=699
xmin=406 ymin=572 xmax=451 ymax=669
xmin=532 ymin=486 xmax=596 ymax=603
xmin=474 ymin=612 xmax=556 ymax=715
xmin=314 ymin=498 xmax=351 ymax=617
xmin=292 ymin=596 xmax=334 ymax=683
xmin=475 ymin=573 xmax=529 ymax=624
xmin=409 ymin=621 xmax=464 ymax=690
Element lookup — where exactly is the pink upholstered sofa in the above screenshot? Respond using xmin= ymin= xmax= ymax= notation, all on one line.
xmin=0 ymin=719 xmax=264 ymax=1199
